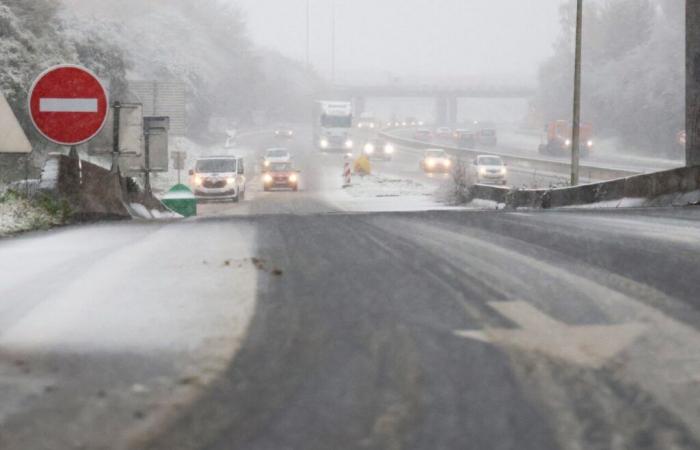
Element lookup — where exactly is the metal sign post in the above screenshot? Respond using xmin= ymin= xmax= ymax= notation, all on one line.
xmin=111 ymin=101 xmax=121 ymax=173
xmin=170 ymin=150 xmax=187 ymax=184
xmin=143 ymin=116 xmax=170 ymax=194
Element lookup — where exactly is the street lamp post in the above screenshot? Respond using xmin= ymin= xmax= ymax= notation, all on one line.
xmin=306 ymin=0 xmax=311 ymax=69
xmin=331 ymin=0 xmax=336 ymax=84
xmin=571 ymin=0 xmax=584 ymax=186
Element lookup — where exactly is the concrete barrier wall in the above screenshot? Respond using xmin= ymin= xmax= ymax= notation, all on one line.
xmin=43 ymin=155 xmax=131 ymax=220
xmin=470 ymin=165 xmax=700 ymax=209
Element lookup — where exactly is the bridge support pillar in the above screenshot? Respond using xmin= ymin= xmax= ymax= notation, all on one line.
xmin=688 ymin=0 xmax=700 ymax=166
xmin=353 ymin=96 xmax=366 ymax=118
xmin=435 ymin=97 xmax=448 ymax=126
xmin=448 ymin=96 xmax=459 ymax=127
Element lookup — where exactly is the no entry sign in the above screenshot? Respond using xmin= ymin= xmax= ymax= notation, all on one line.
xmin=28 ymin=65 xmax=109 ymax=146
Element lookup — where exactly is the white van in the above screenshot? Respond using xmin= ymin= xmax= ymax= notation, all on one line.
xmin=190 ymin=156 xmax=247 ymax=202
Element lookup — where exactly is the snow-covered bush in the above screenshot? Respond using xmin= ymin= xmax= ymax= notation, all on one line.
xmin=441 ymin=157 xmax=476 ymax=205
xmin=0 ymin=0 xmax=129 ymax=182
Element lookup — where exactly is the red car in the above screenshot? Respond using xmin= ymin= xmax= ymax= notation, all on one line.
xmin=414 ymin=129 xmax=433 ymax=141
xmin=435 ymin=127 xmax=452 ymax=139
xmin=262 ymin=162 xmax=300 ymax=192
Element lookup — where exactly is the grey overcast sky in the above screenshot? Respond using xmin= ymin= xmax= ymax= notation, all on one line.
xmin=232 ymin=0 xmax=566 ymax=84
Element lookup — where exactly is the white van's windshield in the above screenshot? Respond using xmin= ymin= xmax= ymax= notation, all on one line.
xmin=196 ymin=159 xmax=236 ymax=173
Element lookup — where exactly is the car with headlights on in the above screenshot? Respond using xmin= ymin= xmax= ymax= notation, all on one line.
xmin=274 ymin=127 xmax=295 ymax=139
xmin=190 ymin=156 xmax=246 ymax=202
xmin=420 ymin=149 xmax=452 ymax=173
xmin=471 ymin=155 xmax=508 ymax=185
xmin=262 ymin=148 xmax=292 ymax=171
xmin=262 ymin=162 xmax=300 ymax=192
xmin=363 ymin=138 xmax=396 ymax=161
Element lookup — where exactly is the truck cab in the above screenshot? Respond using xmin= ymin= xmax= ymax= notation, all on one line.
xmin=314 ymin=101 xmax=354 ymax=152
xmin=539 ymin=120 xmax=594 ymax=158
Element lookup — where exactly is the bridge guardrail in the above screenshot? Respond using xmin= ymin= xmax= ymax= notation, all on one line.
xmin=379 ymin=129 xmax=639 ymax=181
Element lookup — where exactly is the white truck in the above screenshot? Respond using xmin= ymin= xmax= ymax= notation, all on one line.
xmin=313 ymin=101 xmax=354 ymax=152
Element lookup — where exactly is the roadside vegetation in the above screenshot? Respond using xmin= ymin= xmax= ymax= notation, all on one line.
xmin=0 ymin=189 xmax=72 ymax=236
xmin=536 ymin=0 xmax=683 ymax=157
xmin=1 ymin=0 xmax=322 ymax=183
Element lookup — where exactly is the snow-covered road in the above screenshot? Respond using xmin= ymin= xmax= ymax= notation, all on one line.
xmin=0 ymin=220 xmax=258 ymax=449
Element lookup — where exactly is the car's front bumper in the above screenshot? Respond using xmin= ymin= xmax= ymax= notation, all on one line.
xmin=477 ymin=174 xmax=507 ymax=184
xmin=194 ymin=187 xmax=238 ymax=200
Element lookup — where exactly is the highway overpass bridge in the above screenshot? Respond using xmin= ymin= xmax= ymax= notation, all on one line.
xmin=323 ymin=84 xmax=536 ymax=126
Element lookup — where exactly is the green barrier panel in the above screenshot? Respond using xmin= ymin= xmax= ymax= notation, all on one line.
xmin=162 ymin=184 xmax=197 ymax=217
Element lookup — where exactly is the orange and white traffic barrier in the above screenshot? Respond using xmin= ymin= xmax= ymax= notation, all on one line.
xmin=343 ymin=159 xmax=352 ymax=188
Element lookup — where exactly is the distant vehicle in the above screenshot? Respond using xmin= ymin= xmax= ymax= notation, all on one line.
xmin=420 ymin=149 xmax=452 ymax=173
xmin=263 ymin=148 xmax=292 ymax=170
xmin=262 ymin=162 xmax=300 ymax=192
xmin=357 ymin=112 xmax=377 ymax=130
xmin=539 ymin=120 xmax=593 ymax=157
xmin=435 ymin=127 xmax=452 ymax=139
xmin=224 ymin=129 xmax=238 ymax=148
xmin=476 ymin=128 xmax=498 ymax=146
xmin=274 ymin=127 xmax=295 ymax=139
xmin=414 ymin=129 xmax=433 ymax=141
xmin=314 ymin=101 xmax=354 ymax=152
xmin=363 ymin=138 xmax=396 ymax=161
xmin=453 ymin=129 xmax=467 ymax=140
xmin=405 ymin=117 xmax=421 ymax=127
xmin=471 ymin=155 xmax=507 ymax=185
xmin=190 ymin=156 xmax=246 ymax=202
xmin=458 ymin=131 xmax=476 ymax=148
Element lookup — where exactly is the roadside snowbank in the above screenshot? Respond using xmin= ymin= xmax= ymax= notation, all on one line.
xmin=344 ymin=174 xmax=433 ymax=199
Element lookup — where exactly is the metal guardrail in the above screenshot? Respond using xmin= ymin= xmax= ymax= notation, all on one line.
xmin=379 ymin=130 xmax=639 ymax=181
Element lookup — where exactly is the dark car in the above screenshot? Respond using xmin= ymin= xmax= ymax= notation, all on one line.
xmin=458 ymin=131 xmax=477 ymax=148
xmin=262 ymin=162 xmax=300 ymax=191
xmin=476 ymin=128 xmax=498 ymax=146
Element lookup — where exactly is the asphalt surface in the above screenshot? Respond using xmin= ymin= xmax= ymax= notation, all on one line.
xmin=2 ymin=128 xmax=700 ymax=450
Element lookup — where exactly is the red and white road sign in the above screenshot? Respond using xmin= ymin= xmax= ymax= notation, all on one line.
xmin=28 ymin=65 xmax=109 ymax=146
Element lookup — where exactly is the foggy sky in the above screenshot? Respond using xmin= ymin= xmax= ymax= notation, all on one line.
xmin=232 ymin=0 xmax=565 ymax=85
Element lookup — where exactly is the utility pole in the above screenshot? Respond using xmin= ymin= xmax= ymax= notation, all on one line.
xmin=331 ymin=0 xmax=336 ymax=84
xmin=687 ymin=0 xmax=700 ymax=167
xmin=570 ymin=0 xmax=583 ymax=186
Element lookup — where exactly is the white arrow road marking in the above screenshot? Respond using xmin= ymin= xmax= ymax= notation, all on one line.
xmin=455 ymin=301 xmax=646 ymax=369
xmin=39 ymin=98 xmax=98 ymax=113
